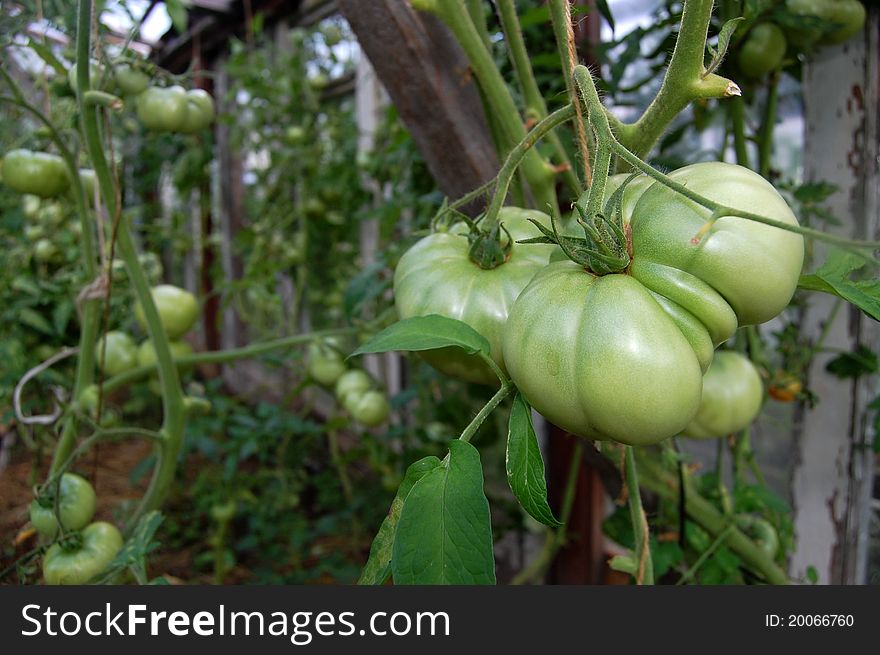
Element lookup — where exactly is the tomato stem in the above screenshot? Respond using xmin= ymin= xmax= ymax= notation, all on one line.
xmin=424 ymin=0 xmax=559 ymax=214
xmin=480 ymin=103 xmax=576 ymax=240
xmin=624 ymin=445 xmax=655 ymax=585
xmin=497 ymin=0 xmax=581 ymax=195
xmin=459 ymin=381 xmax=512 ymax=443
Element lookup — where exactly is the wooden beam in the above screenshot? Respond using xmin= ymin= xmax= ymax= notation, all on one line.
xmin=337 ymin=0 xmax=498 ymax=203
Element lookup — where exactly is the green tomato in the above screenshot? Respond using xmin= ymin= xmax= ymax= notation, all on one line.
xmin=77 ymin=384 xmax=100 ymax=414
xmin=43 ymin=521 xmax=124 ymax=585
xmin=785 ymin=0 xmax=865 ymax=46
xmin=304 ymin=197 xmax=327 ymax=218
xmin=393 ymin=207 xmax=556 ymax=385
xmin=308 ymin=340 xmax=347 ymax=386
xmin=22 ymin=194 xmax=41 ymax=219
xmin=285 ymin=125 xmax=306 ymax=145
xmin=33 ymin=238 xmax=59 ymax=264
xmin=683 ymin=351 xmax=764 ymax=438
xmin=628 ymin=162 xmax=803 ymax=366
xmin=79 ymin=168 xmax=97 ymax=204
xmin=134 ymin=284 xmax=199 ymax=339
xmin=136 ymin=339 xmax=194 ymax=368
xmin=24 ymin=223 xmax=45 ymax=241
xmin=136 ymin=85 xmax=188 ymax=132
xmin=503 ymin=264 xmax=704 ymax=445
xmin=113 ymin=63 xmax=150 ymax=95
xmin=95 ymin=331 xmax=138 ymax=376
xmin=29 ymin=473 xmax=97 ymax=540
xmin=2 ymin=149 xmax=70 ymax=198
xmin=37 ymin=202 xmax=65 ymax=228
xmin=67 ymin=60 xmax=103 ymax=92
xmin=335 ymin=369 xmax=373 ymax=406
xmin=736 ymin=515 xmax=780 ymax=558
xmin=738 ymin=23 xmax=787 ymax=79
xmin=178 ymin=89 xmax=216 ymax=134
xmin=345 ymin=390 xmax=390 ymax=427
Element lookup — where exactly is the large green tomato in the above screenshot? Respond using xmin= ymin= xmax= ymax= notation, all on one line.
xmin=393 ymin=207 xmax=555 ymax=385
xmin=738 ymin=23 xmax=787 ymax=79
xmin=503 ymin=163 xmax=801 ymax=445
xmin=135 ymin=284 xmax=199 ymax=339
xmin=503 ymin=265 xmax=703 ymax=445
xmin=29 ymin=473 xmax=97 ymax=540
xmin=683 ymin=351 xmax=764 ymax=438
xmin=345 ymin=389 xmax=390 ymax=427
xmin=136 ymin=86 xmax=188 ymax=132
xmin=178 ymin=89 xmax=216 ymax=134
xmin=629 ymin=162 xmax=803 ymax=367
xmin=96 ymin=330 xmax=138 ymax=376
xmin=43 ymin=521 xmax=124 ymax=585
xmin=2 ymin=149 xmax=70 ymax=198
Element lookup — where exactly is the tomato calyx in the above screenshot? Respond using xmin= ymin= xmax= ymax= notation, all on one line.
xmin=467 ymin=222 xmax=513 ymax=269
xmin=58 ymin=530 xmax=84 ymax=553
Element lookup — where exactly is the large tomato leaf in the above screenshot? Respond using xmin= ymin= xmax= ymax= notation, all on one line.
xmin=506 ymin=393 xmax=561 ymax=527
xmin=391 ymin=440 xmax=495 ymax=584
xmin=350 ymin=315 xmax=491 ymax=358
xmin=798 ymin=249 xmax=880 ymax=321
xmin=358 ymin=456 xmax=442 ymax=585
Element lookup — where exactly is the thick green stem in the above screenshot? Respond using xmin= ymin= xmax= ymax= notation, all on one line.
xmin=614 ymin=0 xmax=740 ymax=159
xmin=99 ymin=327 xmax=358 ymax=394
xmin=0 ymin=80 xmax=101 ymax=475
xmin=459 ymin=381 xmax=512 ymax=443
xmin=729 ymin=96 xmax=751 ymax=168
xmin=611 ymin=141 xmax=880 ymax=253
xmin=76 ymin=0 xmax=185 ymax=525
xmin=624 ymin=446 xmax=654 ymax=584
xmin=637 ymin=455 xmax=789 ymax=584
xmin=483 ymin=104 xmax=576 ymax=231
xmin=497 ymin=0 xmax=580 ymax=194
xmin=430 ymin=0 xmax=558 ymax=213
xmin=757 ymin=73 xmax=779 ymax=178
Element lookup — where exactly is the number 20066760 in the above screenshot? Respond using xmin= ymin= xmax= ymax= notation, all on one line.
xmin=765 ymin=615 xmax=854 ymax=627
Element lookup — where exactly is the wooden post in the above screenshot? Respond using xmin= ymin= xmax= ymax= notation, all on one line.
xmin=337 ymin=0 xmax=499 ymax=203
xmin=792 ymin=11 xmax=879 ymax=584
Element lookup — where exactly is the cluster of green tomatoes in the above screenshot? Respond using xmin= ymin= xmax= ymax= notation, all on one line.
xmin=307 ymin=338 xmax=391 ymax=427
xmin=394 ymin=162 xmax=805 ymax=446
xmin=736 ymin=0 xmax=866 ymax=80
xmin=27 ymin=285 xmax=200 ymax=584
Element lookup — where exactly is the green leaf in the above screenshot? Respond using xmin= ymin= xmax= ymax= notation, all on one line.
xmin=391 ymin=440 xmax=496 ymax=584
xmin=350 ymin=315 xmax=490 ymax=359
xmin=704 ymin=17 xmax=744 ymax=76
xmin=27 ymin=38 xmax=67 ymax=75
xmin=595 ymin=0 xmax=615 ymax=33
xmin=825 ymin=346 xmax=878 ymax=379
xmin=165 ymin=0 xmax=189 ymax=34
xmin=358 ymin=456 xmax=442 ymax=585
xmin=506 ymin=394 xmax=561 ymax=527
xmin=19 ymin=308 xmax=54 ymax=336
xmin=798 ymin=249 xmax=880 ymax=321
xmin=52 ymin=300 xmax=74 ymax=336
